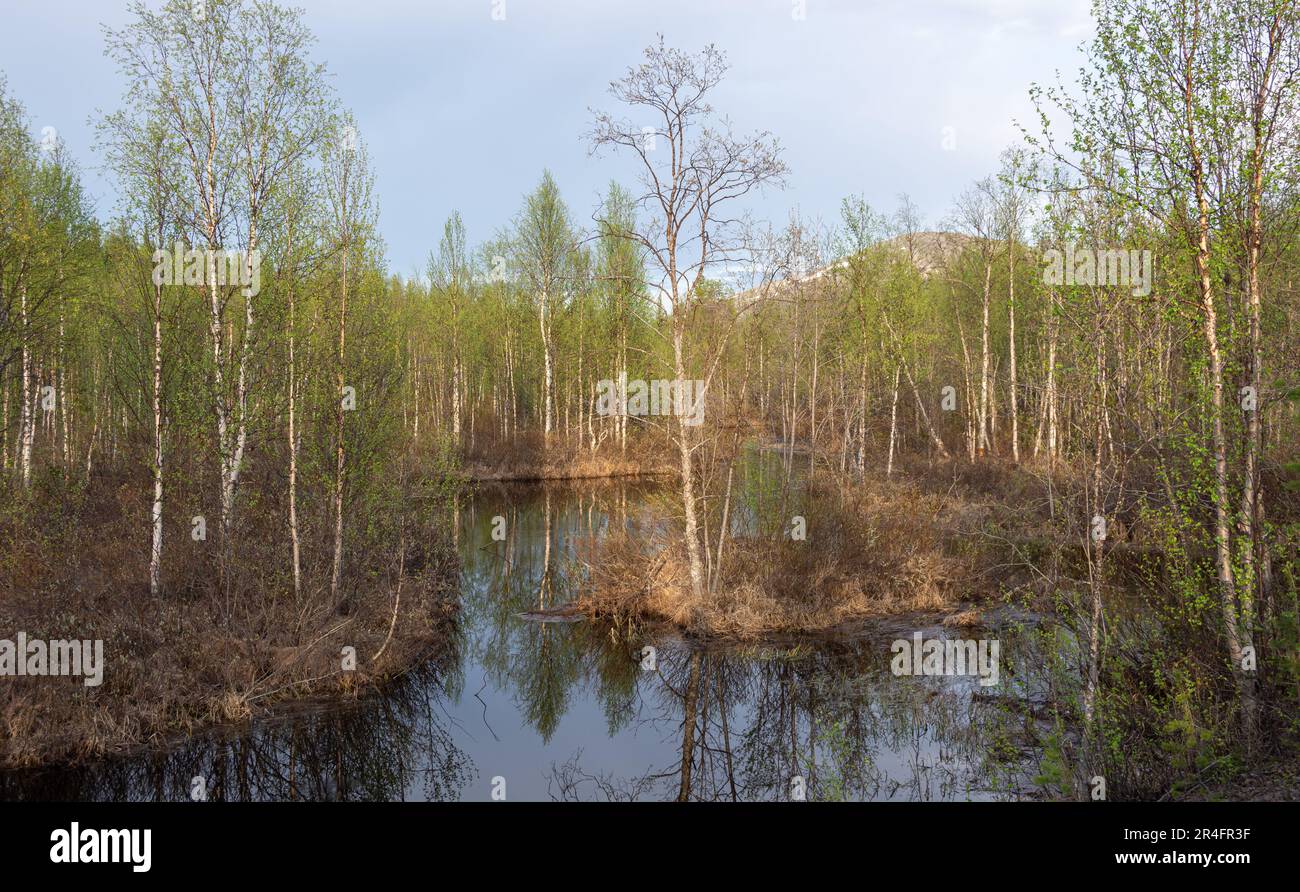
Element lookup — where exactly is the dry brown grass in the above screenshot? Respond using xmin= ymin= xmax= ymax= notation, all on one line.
xmin=578 ymin=473 xmax=1010 ymax=638
xmin=0 ymin=465 xmax=459 ymax=769
xmin=461 ymin=431 xmax=672 ymax=481
xmin=944 ymin=608 xmax=985 ymax=628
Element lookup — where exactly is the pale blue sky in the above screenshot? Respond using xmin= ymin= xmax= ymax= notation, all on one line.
xmin=1 ymin=0 xmax=1093 ymax=277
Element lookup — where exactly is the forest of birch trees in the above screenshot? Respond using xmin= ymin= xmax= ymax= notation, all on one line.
xmin=1 ymin=0 xmax=1298 ymax=786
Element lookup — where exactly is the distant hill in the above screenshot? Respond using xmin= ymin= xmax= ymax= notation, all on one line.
xmin=729 ymin=230 xmax=974 ymax=305
xmin=878 ymin=230 xmax=973 ymax=277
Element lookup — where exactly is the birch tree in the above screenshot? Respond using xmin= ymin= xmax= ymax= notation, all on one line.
xmin=324 ymin=116 xmax=377 ymax=607
xmin=105 ymin=0 xmax=331 ymax=558
xmin=591 ymin=38 xmax=787 ymax=596
xmin=513 ymin=171 xmax=574 ymax=440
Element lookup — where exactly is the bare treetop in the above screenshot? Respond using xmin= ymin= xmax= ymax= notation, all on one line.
xmin=589 ymin=36 xmax=787 ymax=309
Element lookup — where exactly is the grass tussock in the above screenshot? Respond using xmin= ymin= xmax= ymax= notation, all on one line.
xmin=461 ymin=431 xmax=671 ymax=481
xmin=579 ymin=472 xmax=1011 ymax=638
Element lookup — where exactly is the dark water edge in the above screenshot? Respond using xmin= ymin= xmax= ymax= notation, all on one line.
xmin=1 ymin=476 xmax=1047 ymax=802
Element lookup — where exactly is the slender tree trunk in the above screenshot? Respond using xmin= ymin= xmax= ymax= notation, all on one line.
xmin=809 ymin=324 xmax=819 ymax=473
xmin=332 ymin=159 xmax=353 ymax=603
xmin=149 ymin=272 xmax=164 ymax=598
xmin=857 ymin=343 xmax=868 ymax=476
xmin=287 ymin=239 xmax=302 ymax=603
xmin=886 ymin=363 xmax=900 ymax=477
xmin=1238 ymin=67 xmax=1270 ymax=675
xmin=331 ymin=204 xmax=350 ymax=604
xmin=1195 ymin=199 xmax=1255 ymax=737
xmin=452 ymin=357 xmax=462 ymax=441
xmin=58 ymin=302 xmax=69 ymax=468
xmin=978 ymin=260 xmax=992 ymax=456
xmin=18 ymin=282 xmax=33 ymax=487
xmin=540 ymin=289 xmax=553 ymax=437
xmin=958 ymin=316 xmax=976 ymax=461
xmin=675 ymin=323 xmax=705 ymax=597
xmin=1047 ymin=297 xmax=1059 ymax=465
xmin=1008 ymin=240 xmax=1019 ymax=462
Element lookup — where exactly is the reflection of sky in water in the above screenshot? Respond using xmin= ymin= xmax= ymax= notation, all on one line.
xmin=0 ymin=472 xmax=1039 ymax=802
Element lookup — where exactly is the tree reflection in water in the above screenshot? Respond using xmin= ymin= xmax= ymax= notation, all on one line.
xmin=1 ymin=478 xmax=1037 ymax=802
xmin=461 ymin=480 xmax=1035 ymax=802
xmin=0 ymin=656 xmax=472 ymax=802
xmin=546 ymin=631 xmax=1035 ymax=802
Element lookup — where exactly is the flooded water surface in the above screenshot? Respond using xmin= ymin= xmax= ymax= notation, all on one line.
xmin=1 ymin=474 xmax=1041 ymax=802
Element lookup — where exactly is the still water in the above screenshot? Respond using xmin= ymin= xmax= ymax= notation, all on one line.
xmin=0 ymin=475 xmax=1041 ymax=801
